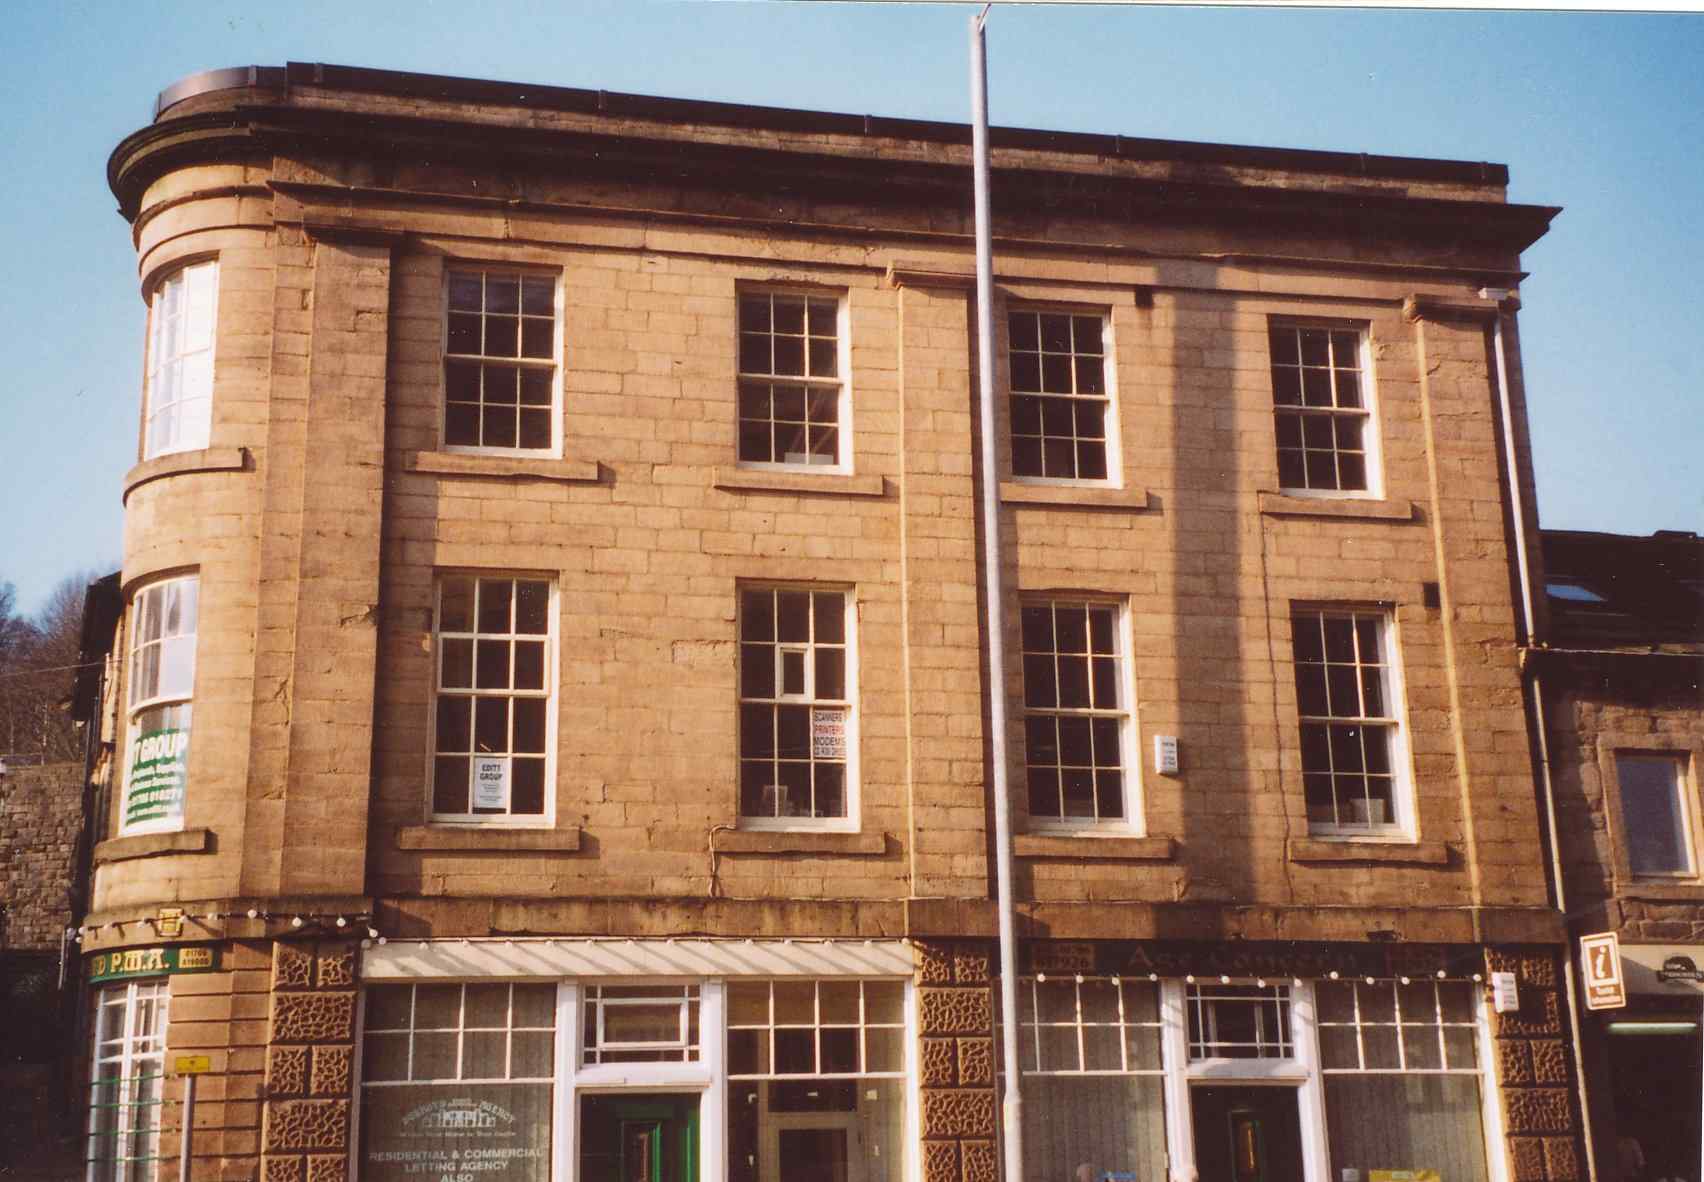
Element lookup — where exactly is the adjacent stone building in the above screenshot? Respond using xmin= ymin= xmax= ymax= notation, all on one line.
xmin=83 ymin=62 xmax=1577 ymax=1182
xmin=1537 ymin=528 xmax=1704 ymax=1181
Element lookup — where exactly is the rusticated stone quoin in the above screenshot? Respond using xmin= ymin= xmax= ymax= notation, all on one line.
xmin=1543 ymin=1136 xmax=1581 ymax=1182
xmin=921 ymin=1090 xmax=996 ymax=1139
xmin=272 ymin=943 xmax=314 ymax=990
xmin=1502 ymin=1087 xmax=1572 ymax=1134
xmin=271 ymin=992 xmax=356 ymax=1044
xmin=266 ymin=1046 xmax=308 ymax=1097
xmin=261 ymin=1155 xmax=306 ymax=1182
xmin=1497 ymin=1039 xmax=1532 ymax=1085
xmin=1509 ymin=1137 xmax=1546 ymax=1182
xmin=1494 ymin=988 xmax=1562 ymax=1039
xmin=923 ymin=1141 xmax=959 ymax=1182
xmin=918 ymin=988 xmax=991 ymax=1036
xmin=264 ymin=1099 xmax=350 ymax=1153
xmin=920 ymin=1038 xmax=956 ymax=1087
xmin=960 ymin=1139 xmax=997 ymax=1182
xmin=952 ymin=946 xmax=991 ymax=986
xmin=1529 ymin=1039 xmax=1569 ymax=1087
xmin=917 ymin=944 xmax=954 ymax=986
xmin=310 ymin=1045 xmax=352 ymax=1097
xmin=956 ymin=1038 xmax=993 ymax=1087
xmin=315 ymin=948 xmax=356 ymax=988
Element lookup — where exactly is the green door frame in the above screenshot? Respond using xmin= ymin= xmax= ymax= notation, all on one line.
xmin=583 ymin=1093 xmax=700 ymax=1182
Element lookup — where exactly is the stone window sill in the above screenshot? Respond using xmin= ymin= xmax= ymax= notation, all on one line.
xmin=1287 ymin=837 xmax=1449 ymax=866
xmin=395 ymin=825 xmax=583 ymax=852
xmin=94 ymin=828 xmax=214 ymax=865
xmin=713 ymin=829 xmax=888 ymax=855
xmin=404 ymin=451 xmax=601 ymax=484
xmin=1258 ymin=492 xmax=1417 ymax=522
xmin=713 ymin=467 xmax=887 ymax=499
xmin=1620 ymin=880 xmax=1704 ymax=902
xmin=999 ymin=482 xmax=1154 ymax=512
xmin=123 ymin=447 xmax=249 ymax=504
xmin=1014 ymin=834 xmax=1176 ymax=861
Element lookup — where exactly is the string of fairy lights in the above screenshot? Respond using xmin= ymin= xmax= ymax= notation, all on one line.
xmin=64 ymin=914 xmax=1491 ymax=984
xmin=69 ymin=909 xmax=384 ymax=944
xmin=1029 ymin=969 xmax=1486 ymax=985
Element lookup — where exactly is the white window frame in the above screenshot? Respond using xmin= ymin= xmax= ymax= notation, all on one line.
xmin=1158 ymin=977 xmax=1508 ymax=1182
xmin=1019 ymin=597 xmax=1143 ymax=834
xmin=1014 ymin=973 xmax=1165 ymax=1077
xmin=735 ymin=287 xmax=852 ymax=475
xmin=1268 ymin=320 xmax=1382 ymax=500
xmin=581 ymin=984 xmax=703 ymax=1065
xmin=1291 ymin=606 xmax=1415 ymax=841
xmin=142 ymin=259 xmax=218 ymax=460
xmin=121 ymin=575 xmax=198 ymax=837
xmin=1613 ymin=751 xmax=1699 ymax=879
xmin=87 ymin=979 xmax=170 ymax=1182
xmin=427 ymin=573 xmax=558 ymax=826
xmin=1005 ymin=304 xmax=1121 ymax=488
xmin=441 ymin=266 xmax=564 ymax=458
xmin=736 ymin=585 xmax=859 ymax=832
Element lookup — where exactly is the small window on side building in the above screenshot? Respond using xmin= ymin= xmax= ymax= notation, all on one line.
xmin=1617 ymin=753 xmax=1695 ymax=877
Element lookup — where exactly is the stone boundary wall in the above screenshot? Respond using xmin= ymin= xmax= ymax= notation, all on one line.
xmin=0 ymin=761 xmax=82 ymax=950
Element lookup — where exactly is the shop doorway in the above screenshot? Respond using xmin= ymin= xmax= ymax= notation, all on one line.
xmin=1190 ymin=1086 xmax=1305 ymax=1182
xmin=1608 ymin=1017 xmax=1701 ymax=1182
xmin=580 ymin=1094 xmax=700 ymax=1182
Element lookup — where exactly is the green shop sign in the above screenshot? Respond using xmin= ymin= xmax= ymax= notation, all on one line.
xmin=123 ymin=724 xmax=190 ymax=829
xmin=88 ymin=945 xmax=219 ymax=984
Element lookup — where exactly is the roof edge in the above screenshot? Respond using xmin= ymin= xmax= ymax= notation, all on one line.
xmin=149 ymin=60 xmax=1512 ymax=188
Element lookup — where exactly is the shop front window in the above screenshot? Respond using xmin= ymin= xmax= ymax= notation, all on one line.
xmin=726 ymin=979 xmax=907 ymax=1182
xmin=1315 ymin=979 xmax=1491 ymax=1180
xmin=359 ymin=983 xmax=556 ymax=1182
xmin=1016 ymin=976 xmax=1168 ymax=1182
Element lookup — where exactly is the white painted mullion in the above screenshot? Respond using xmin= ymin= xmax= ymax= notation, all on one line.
xmin=702 ymin=981 xmax=727 ymax=1182
xmin=1158 ymin=980 xmax=1195 ymax=1182
xmin=1473 ymin=987 xmax=1511 ymax=1182
xmin=903 ymin=979 xmax=920 ymax=1182
xmin=1292 ymin=981 xmax=1331 ymax=1182
xmin=554 ymin=982 xmax=579 ymax=1182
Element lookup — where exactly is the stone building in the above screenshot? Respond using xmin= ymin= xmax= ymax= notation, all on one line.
xmin=84 ymin=61 xmax=1577 ymax=1182
xmin=1536 ymin=528 xmax=1704 ymax=1181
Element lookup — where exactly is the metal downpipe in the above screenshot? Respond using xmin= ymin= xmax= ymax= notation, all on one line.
xmin=971 ymin=9 xmax=1025 ymax=1180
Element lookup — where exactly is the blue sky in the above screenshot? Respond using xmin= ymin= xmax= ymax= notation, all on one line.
xmin=2 ymin=1 xmax=1700 ymax=615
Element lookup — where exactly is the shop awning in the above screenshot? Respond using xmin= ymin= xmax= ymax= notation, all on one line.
xmin=361 ymin=937 xmax=915 ymax=980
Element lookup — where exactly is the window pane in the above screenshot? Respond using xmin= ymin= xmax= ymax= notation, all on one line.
xmin=1619 ymin=755 xmax=1693 ymax=874
xmin=1325 ymin=1076 xmax=1490 ymax=1180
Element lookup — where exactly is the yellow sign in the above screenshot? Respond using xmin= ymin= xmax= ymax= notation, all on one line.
xmin=157 ymin=908 xmax=184 ymax=938
xmin=1371 ymin=1172 xmax=1440 ymax=1182
xmin=173 ymin=1054 xmax=212 ymax=1075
